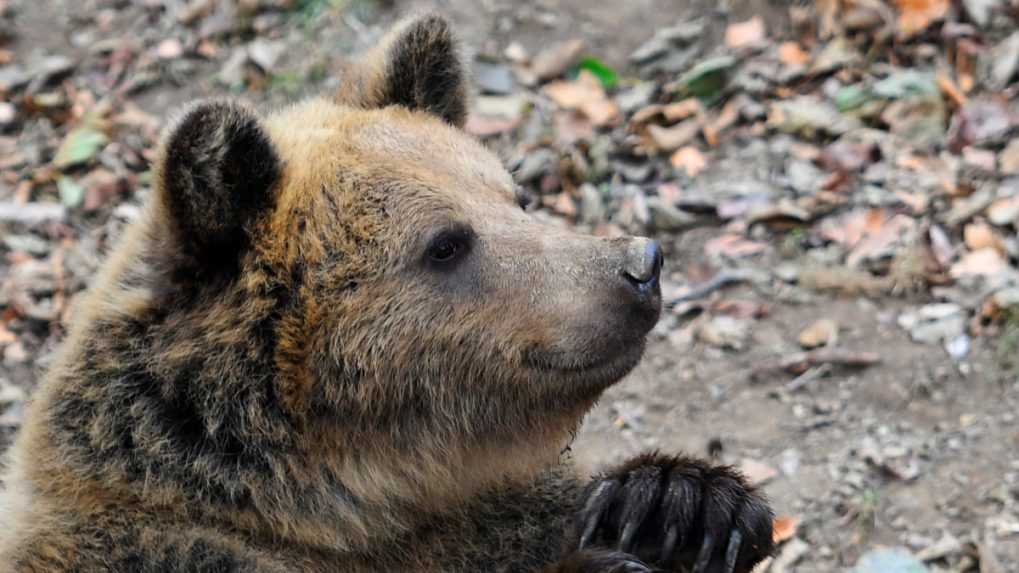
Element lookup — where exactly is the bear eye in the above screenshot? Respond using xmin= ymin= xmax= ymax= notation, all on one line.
xmin=425 ymin=229 xmax=472 ymax=266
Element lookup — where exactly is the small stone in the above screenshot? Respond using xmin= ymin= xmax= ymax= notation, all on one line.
xmin=787 ymin=159 xmax=824 ymax=194
xmin=697 ymin=315 xmax=750 ymax=351
xmin=155 ymin=38 xmax=184 ymax=60
xmin=473 ymin=60 xmax=515 ymax=95
xmin=798 ymin=318 xmax=838 ymax=349
xmin=3 ymin=341 xmax=27 ymax=365
xmin=578 ymin=183 xmax=605 ymax=226
xmin=247 ymin=39 xmax=285 ymax=73
xmin=962 ymin=0 xmax=1000 ymax=27
xmin=851 ymin=547 xmax=928 ymax=573
xmin=503 ymin=42 xmax=528 ymax=64
xmin=3 ymin=233 xmax=51 ymax=256
xmin=516 ymin=148 xmax=556 ymax=183
xmin=1000 ymin=139 xmax=1019 ymax=175
xmin=615 ymin=82 xmax=656 ymax=114
xmin=0 ymin=380 xmax=26 ymax=405
xmin=647 ymin=197 xmax=698 ymax=232
xmin=987 ymin=32 xmax=1019 ymax=91
xmin=530 ymin=39 xmax=584 ymax=81
xmin=898 ymin=303 xmax=966 ymax=344
xmin=0 ymin=101 xmax=15 ymax=127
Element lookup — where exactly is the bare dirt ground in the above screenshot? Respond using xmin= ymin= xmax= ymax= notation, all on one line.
xmin=1 ymin=1 xmax=1018 ymax=571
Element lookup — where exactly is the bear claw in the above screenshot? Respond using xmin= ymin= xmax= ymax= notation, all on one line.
xmin=574 ymin=452 xmax=774 ymax=573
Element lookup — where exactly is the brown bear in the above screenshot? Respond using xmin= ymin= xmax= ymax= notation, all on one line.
xmin=0 ymin=14 xmax=773 ymax=573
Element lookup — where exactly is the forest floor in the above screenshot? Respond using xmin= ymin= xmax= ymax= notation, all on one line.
xmin=1 ymin=0 xmax=1019 ymax=570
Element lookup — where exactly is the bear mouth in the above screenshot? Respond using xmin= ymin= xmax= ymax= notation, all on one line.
xmin=525 ymin=340 xmax=647 ymax=388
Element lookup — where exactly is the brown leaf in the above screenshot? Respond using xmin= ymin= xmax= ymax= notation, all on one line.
xmin=465 ymin=114 xmax=519 ymax=137
xmin=740 ymin=458 xmax=779 ymax=485
xmin=799 ymin=319 xmax=838 ymax=349
xmin=778 ymin=42 xmax=811 ymax=66
xmin=772 ymin=516 xmax=800 ymax=544
xmin=670 ymin=146 xmax=707 ymax=177
xmin=646 ymin=120 xmax=700 ymax=152
xmin=894 ymin=0 xmax=950 ymax=39
xmin=704 ymin=234 xmax=767 ymax=258
xmin=530 ymin=39 xmax=585 ymax=81
xmin=950 ymin=247 xmax=1008 ymax=278
xmin=662 ymin=99 xmax=703 ymax=122
xmin=544 ymin=71 xmax=618 ymax=126
xmin=725 ymin=16 xmax=766 ymax=49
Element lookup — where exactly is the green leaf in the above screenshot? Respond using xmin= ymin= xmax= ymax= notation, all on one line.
xmin=872 ymin=70 xmax=938 ymax=100
xmin=577 ymin=57 xmax=619 ymax=89
xmin=676 ymin=56 xmax=736 ymax=100
xmin=53 ymin=126 xmax=108 ymax=170
xmin=835 ymin=84 xmax=873 ymax=112
xmin=57 ymin=176 xmax=85 ymax=208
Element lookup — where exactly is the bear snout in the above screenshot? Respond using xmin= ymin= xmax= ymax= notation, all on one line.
xmin=620 ymin=238 xmax=663 ymax=291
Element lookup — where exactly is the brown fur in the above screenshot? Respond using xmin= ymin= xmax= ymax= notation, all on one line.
xmin=0 ymin=14 xmax=765 ymax=573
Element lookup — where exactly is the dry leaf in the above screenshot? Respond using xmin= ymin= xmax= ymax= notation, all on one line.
xmin=663 ymin=98 xmax=703 ymax=122
xmin=799 ymin=318 xmax=838 ymax=349
xmin=895 ymin=0 xmax=949 ymax=38
xmin=543 ymin=71 xmax=619 ymax=126
xmin=705 ymin=234 xmax=767 ymax=258
xmin=778 ymin=42 xmax=811 ymax=66
xmin=740 ymin=458 xmax=779 ymax=485
xmin=725 ymin=16 xmax=766 ymax=49
xmin=647 ymin=120 xmax=700 ymax=152
xmin=670 ymin=146 xmax=707 ymax=177
xmin=465 ymin=114 xmax=519 ymax=137
xmin=772 ymin=516 xmax=800 ymax=544
xmin=950 ymin=247 xmax=1008 ymax=278
xmin=964 ymin=222 xmax=1004 ymax=254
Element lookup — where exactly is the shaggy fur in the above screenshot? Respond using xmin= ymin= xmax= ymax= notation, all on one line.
xmin=0 ymin=14 xmax=772 ymax=573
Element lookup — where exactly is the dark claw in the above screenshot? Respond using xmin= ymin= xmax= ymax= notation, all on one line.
xmin=579 ymin=479 xmax=620 ymax=549
xmin=691 ymin=533 xmax=714 ymax=573
xmin=723 ymin=529 xmax=743 ymax=573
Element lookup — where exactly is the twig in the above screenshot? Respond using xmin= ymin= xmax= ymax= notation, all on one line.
xmin=666 ymin=269 xmax=756 ymax=307
xmin=784 ymin=363 xmax=833 ymax=392
xmin=751 ymin=349 xmax=881 ymax=382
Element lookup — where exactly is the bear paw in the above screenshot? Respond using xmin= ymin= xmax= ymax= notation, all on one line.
xmin=574 ymin=452 xmax=774 ymax=573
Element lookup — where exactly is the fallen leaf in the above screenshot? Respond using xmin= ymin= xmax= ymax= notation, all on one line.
xmin=725 ymin=16 xmax=766 ymax=49
xmin=740 ymin=458 xmax=779 ymax=485
xmin=705 ymin=234 xmax=767 ymax=258
xmin=895 ymin=0 xmax=950 ymax=39
xmin=647 ymin=120 xmax=700 ymax=152
xmin=670 ymin=146 xmax=707 ymax=176
xmin=778 ymin=41 xmax=811 ymax=66
xmin=465 ymin=114 xmax=519 ymax=137
xmin=950 ymin=247 xmax=1008 ymax=277
xmin=772 ymin=516 xmax=800 ymax=544
xmin=577 ymin=56 xmax=618 ymax=89
xmin=52 ymin=126 xmax=108 ymax=169
xmin=530 ymin=38 xmax=585 ymax=81
xmin=56 ymin=177 xmax=85 ymax=209
xmin=662 ymin=98 xmax=703 ymax=122
xmin=544 ymin=71 xmax=619 ymax=126
xmin=799 ymin=318 xmax=839 ymax=349
xmin=966 ymin=221 xmax=1006 ymax=251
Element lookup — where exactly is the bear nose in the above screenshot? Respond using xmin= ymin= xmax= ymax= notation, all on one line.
xmin=622 ymin=238 xmax=663 ymax=287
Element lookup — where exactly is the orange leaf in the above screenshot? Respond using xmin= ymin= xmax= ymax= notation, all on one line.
xmin=725 ymin=16 xmax=766 ymax=49
xmin=778 ymin=42 xmax=810 ymax=66
xmin=894 ymin=0 xmax=949 ymax=38
xmin=772 ymin=515 xmax=800 ymax=544
xmin=670 ymin=146 xmax=707 ymax=177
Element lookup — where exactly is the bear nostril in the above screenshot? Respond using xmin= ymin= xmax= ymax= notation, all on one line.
xmin=623 ymin=239 xmax=663 ymax=287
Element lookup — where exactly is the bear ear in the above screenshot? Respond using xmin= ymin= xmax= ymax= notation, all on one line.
xmin=155 ymin=100 xmax=280 ymax=272
xmin=339 ymin=13 xmax=469 ymax=127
